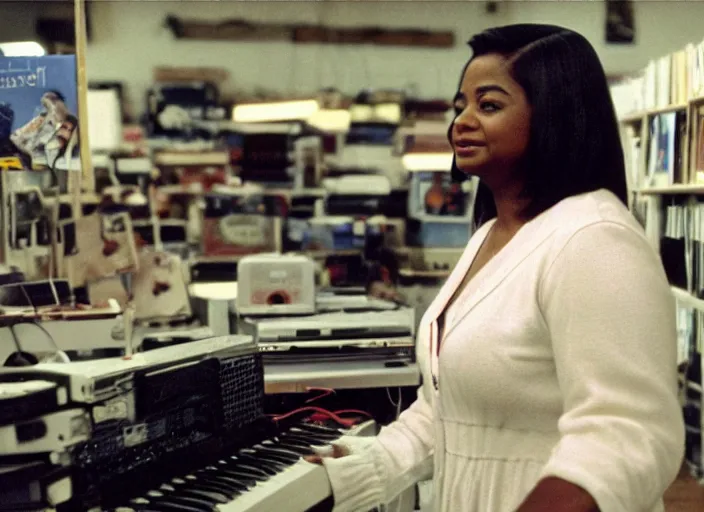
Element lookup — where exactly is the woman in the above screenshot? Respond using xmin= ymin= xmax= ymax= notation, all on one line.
xmin=308 ymin=24 xmax=685 ymax=512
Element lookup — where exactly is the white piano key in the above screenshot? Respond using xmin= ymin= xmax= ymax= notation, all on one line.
xmin=217 ymin=459 xmax=331 ymax=512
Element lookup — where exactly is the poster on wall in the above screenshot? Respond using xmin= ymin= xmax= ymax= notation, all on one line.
xmin=606 ymin=0 xmax=635 ymax=44
xmin=0 ymin=55 xmax=80 ymax=172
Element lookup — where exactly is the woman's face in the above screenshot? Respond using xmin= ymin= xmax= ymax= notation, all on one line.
xmin=451 ymin=53 xmax=531 ymax=186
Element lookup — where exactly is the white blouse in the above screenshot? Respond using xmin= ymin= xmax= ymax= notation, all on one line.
xmin=319 ymin=189 xmax=685 ymax=512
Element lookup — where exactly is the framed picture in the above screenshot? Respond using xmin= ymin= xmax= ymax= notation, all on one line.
xmin=606 ymin=0 xmax=635 ymax=44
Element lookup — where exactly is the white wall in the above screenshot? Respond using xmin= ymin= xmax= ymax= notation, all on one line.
xmin=5 ymin=1 xmax=704 ymax=115
xmin=0 ymin=1 xmax=44 ymax=44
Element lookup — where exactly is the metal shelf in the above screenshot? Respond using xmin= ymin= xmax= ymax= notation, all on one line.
xmin=640 ymin=184 xmax=704 ymax=195
xmin=672 ymin=287 xmax=704 ymax=312
xmin=264 ymin=360 xmax=420 ymax=394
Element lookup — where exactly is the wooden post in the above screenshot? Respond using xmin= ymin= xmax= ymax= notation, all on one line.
xmin=74 ymin=0 xmax=94 ymax=193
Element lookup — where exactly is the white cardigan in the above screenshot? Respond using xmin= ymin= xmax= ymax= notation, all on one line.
xmin=320 ymin=189 xmax=685 ymax=512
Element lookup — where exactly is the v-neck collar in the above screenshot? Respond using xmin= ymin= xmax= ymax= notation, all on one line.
xmin=428 ymin=207 xmax=560 ymax=354
xmin=424 ymin=219 xmax=497 ymax=324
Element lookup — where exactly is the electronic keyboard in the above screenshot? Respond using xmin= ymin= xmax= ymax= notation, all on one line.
xmin=0 ymin=335 xmax=375 ymax=512
xmin=102 ymin=419 xmax=375 ymax=512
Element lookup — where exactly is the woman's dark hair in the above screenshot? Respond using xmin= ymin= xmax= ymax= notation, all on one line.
xmin=449 ymin=24 xmax=628 ymax=225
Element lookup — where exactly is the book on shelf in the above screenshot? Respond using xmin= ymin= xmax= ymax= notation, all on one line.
xmin=691 ymin=104 xmax=704 ymax=183
xmin=676 ymin=304 xmax=695 ymax=366
xmin=0 ymin=55 xmax=80 ymax=172
xmin=610 ymin=36 xmax=704 ymax=116
xmin=645 ymin=111 xmax=685 ymax=187
xmin=622 ymin=124 xmax=641 ymax=190
xmin=653 ymin=200 xmax=704 ymax=301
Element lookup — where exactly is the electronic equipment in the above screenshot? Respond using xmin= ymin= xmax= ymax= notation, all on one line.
xmin=395 ymin=246 xmax=465 ymax=273
xmin=0 ymin=408 xmax=91 ymax=455
xmin=240 ymin=307 xmax=416 ymax=364
xmin=0 ymin=278 xmax=71 ymax=314
xmin=0 ymin=334 xmax=376 ymax=512
xmin=323 ymin=174 xmax=394 ymax=217
xmin=0 ymin=335 xmax=265 ymax=510
xmin=302 ymin=215 xmax=367 ymax=251
xmin=0 ymin=460 xmax=73 ymax=511
xmin=236 ymin=253 xmax=316 ymax=316
xmin=406 ymin=167 xmax=478 ymax=248
xmin=146 ymin=81 xmax=227 ymax=139
xmin=95 ymin=418 xmax=376 ymax=512
xmin=315 ymin=287 xmax=401 ymax=312
xmin=285 ymin=190 xmax=326 ymax=251
xmin=201 ymin=190 xmax=286 ymax=257
xmin=153 ymin=149 xmax=231 ymax=192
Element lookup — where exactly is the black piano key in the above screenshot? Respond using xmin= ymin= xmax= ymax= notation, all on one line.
xmin=174 ymin=487 xmax=232 ymax=505
xmin=216 ymin=460 xmax=269 ymax=482
xmin=238 ymin=447 xmax=294 ymax=466
xmin=145 ymin=490 xmax=216 ymax=511
xmin=175 ymin=475 xmax=231 ymax=496
xmin=190 ymin=471 xmax=246 ymax=497
xmin=205 ymin=463 xmax=259 ymax=486
xmin=272 ymin=438 xmax=316 ymax=455
xmin=261 ymin=439 xmax=313 ymax=456
xmin=288 ymin=426 xmax=341 ymax=441
xmin=282 ymin=432 xmax=335 ymax=445
xmin=198 ymin=467 xmax=251 ymax=491
xmin=220 ymin=457 xmax=272 ymax=478
xmin=293 ymin=422 xmax=344 ymax=435
xmin=162 ymin=481 xmax=232 ymax=504
xmin=130 ymin=496 xmax=210 ymax=512
xmin=180 ymin=474 xmax=239 ymax=499
xmin=211 ymin=466 xmax=259 ymax=487
xmin=231 ymin=453 xmax=286 ymax=474
xmin=224 ymin=465 xmax=270 ymax=481
xmin=247 ymin=446 xmax=300 ymax=464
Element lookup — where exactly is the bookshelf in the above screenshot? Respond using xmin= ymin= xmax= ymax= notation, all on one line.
xmin=614 ymin=38 xmax=704 ymax=481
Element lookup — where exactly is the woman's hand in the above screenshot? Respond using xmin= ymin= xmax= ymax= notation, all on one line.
xmin=304 ymin=443 xmax=350 ymax=464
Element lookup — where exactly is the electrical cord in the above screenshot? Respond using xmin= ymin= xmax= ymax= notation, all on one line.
xmin=304 ymin=386 xmax=335 ymax=404
xmin=386 ymin=386 xmax=402 ymax=419
xmin=269 ymin=405 xmax=373 ymax=427
xmin=8 ymin=323 xmax=24 ymax=353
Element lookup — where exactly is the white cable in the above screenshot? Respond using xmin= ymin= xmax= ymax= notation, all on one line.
xmin=386 ymin=386 xmax=402 ymax=420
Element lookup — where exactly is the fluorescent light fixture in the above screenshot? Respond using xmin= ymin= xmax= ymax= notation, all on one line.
xmin=308 ymin=109 xmax=351 ymax=132
xmin=0 ymin=41 xmax=46 ymax=56
xmin=374 ymin=103 xmax=402 ymax=124
xmin=232 ymin=99 xmax=319 ymax=123
xmin=402 ymin=152 xmax=453 ymax=171
xmin=350 ymin=104 xmax=373 ymax=122
xmin=350 ymin=102 xmax=401 ymax=124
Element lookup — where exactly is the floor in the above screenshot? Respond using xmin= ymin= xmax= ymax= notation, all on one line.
xmin=664 ymin=464 xmax=704 ymax=511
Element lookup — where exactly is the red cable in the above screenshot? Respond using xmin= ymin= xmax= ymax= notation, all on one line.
xmin=304 ymin=387 xmax=335 ymax=404
xmin=272 ymin=406 xmax=375 ymax=427
xmin=332 ymin=409 xmax=373 ymax=419
xmin=272 ymin=406 xmax=355 ymax=426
